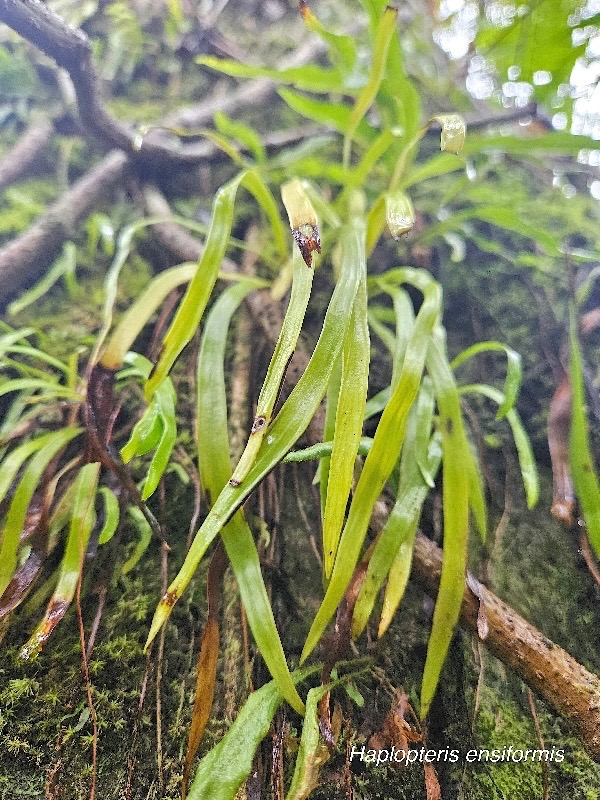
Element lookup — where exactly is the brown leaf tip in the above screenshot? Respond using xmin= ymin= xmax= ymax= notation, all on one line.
xmin=292 ymin=223 xmax=321 ymax=267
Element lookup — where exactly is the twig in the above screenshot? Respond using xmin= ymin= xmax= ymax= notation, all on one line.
xmin=527 ymin=688 xmax=549 ymax=800
xmin=0 ymin=149 xmax=129 ymax=302
xmin=155 ymin=540 xmax=169 ymax=795
xmin=0 ymin=119 xmax=54 ymax=190
xmin=125 ymin=653 xmax=153 ymax=800
xmin=0 ymin=0 xmax=326 ymax=166
xmin=76 ymin=563 xmax=98 ymax=800
xmin=579 ymin=527 xmax=600 ymax=588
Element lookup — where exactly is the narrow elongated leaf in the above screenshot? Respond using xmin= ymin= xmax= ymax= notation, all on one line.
xmin=214 ymin=111 xmax=266 ymax=163
xmin=299 ymin=2 xmax=357 ymax=75
xmin=358 ymin=0 xmax=389 ymax=30
xmin=568 ymin=310 xmax=600 ymax=557
xmin=121 ymin=507 xmax=153 ymax=574
xmin=379 ymin=448 xmax=445 ymax=638
xmin=319 ymin=349 xmax=342 ymax=518
xmin=420 ymin=206 xmax=561 ymax=256
xmin=343 ymin=6 xmax=398 ymax=166
xmin=279 ymin=88 xmax=370 ymax=142
xmin=464 ymin=132 xmax=600 ymax=157
xmin=323 ymin=227 xmax=369 ymax=577
xmin=301 ymin=269 xmax=441 ymax=663
xmin=94 ymin=218 xmax=171 ymax=362
xmin=97 ymin=486 xmax=120 ymax=545
xmin=379 ymin=521 xmax=417 ymax=636
xmin=460 ymin=384 xmax=539 ymax=509
xmin=1 ymin=355 xmax=58 ymax=381
xmin=145 ymin=171 xmax=285 ymax=399
xmin=101 ymin=262 xmax=196 ymax=370
xmin=0 ymin=327 xmax=37 ymax=357
xmin=352 ymin=385 xmax=441 ymax=638
xmin=420 ymin=334 xmax=470 ymax=719
xmin=0 ymin=427 xmax=82 ymax=598
xmin=183 ymin=610 xmax=219 ymax=799
xmin=121 ymin=398 xmax=163 ymax=461
xmin=366 ymin=194 xmax=386 ymax=254
xmin=400 ymin=153 xmax=464 ymax=189
xmin=230 ymin=242 xmax=314 ymax=486
xmin=463 ymin=437 xmax=488 ymax=541
xmin=285 ymin=684 xmax=331 ymax=800
xmin=347 ymin=130 xmax=396 ymax=190
xmin=20 ymin=461 xmax=100 ymax=659
xmin=187 ymin=666 xmax=318 ymax=800
xmin=140 ymin=379 xmax=177 ymax=500
xmin=197 ymin=55 xmax=347 ymax=93
xmin=144 ymin=174 xmax=243 ymax=400
xmin=451 ymin=341 xmax=522 ymax=419
xmin=0 ymin=378 xmax=79 ymax=401
xmin=0 ymin=431 xmax=76 ymax=507
xmin=145 ymin=224 xmax=363 ymax=657
xmin=1 ymin=345 xmax=70 ymax=376
xmin=197 ymin=280 xmax=305 ymax=714
xmin=119 ymin=353 xmax=179 ymax=500
xmin=7 ymin=241 xmax=77 ymax=316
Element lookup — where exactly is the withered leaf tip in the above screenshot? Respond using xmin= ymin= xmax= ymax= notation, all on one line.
xmin=292 ymin=223 xmax=321 ymax=267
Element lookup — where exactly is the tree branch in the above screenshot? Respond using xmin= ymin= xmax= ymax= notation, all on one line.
xmin=0 ymin=0 xmax=134 ymax=151
xmin=0 ymin=150 xmax=129 ymax=302
xmin=406 ymin=510 xmax=600 ymax=760
xmin=0 ymin=119 xmax=54 ymax=191
xmin=0 ymin=0 xmax=327 ymax=166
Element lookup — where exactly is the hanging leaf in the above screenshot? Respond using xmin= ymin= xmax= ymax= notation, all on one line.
xmin=145 ymin=223 xmax=364 ymax=662
xmin=568 ymin=309 xmax=600 ymax=557
xmin=301 ymin=269 xmax=441 ymax=663
xmin=419 ymin=334 xmax=470 ymax=719
xmin=0 ymin=427 xmax=82 ymax=598
xmin=20 ymin=461 xmax=100 ymax=659
xmin=451 ymin=340 xmax=522 ymax=419
xmin=144 ymin=170 xmax=286 ymax=399
xmin=352 ymin=382 xmax=441 ymax=639
xmin=343 ymin=5 xmax=398 ymax=166
xmin=229 ymin=187 xmax=316 ymax=487
xmin=322 ymin=221 xmax=369 ymax=577
xmin=197 ymin=280 xmax=305 ymax=715
xmin=460 ymin=383 xmax=539 ymax=510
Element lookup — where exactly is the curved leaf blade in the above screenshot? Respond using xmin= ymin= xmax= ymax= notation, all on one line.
xmin=301 ymin=269 xmax=441 ymax=663
xmin=145 ymin=224 xmax=364 ymax=659
xmin=0 ymin=427 xmax=82 ymax=598
xmin=323 ymin=235 xmax=370 ymax=577
xmin=20 ymin=461 xmax=100 ymax=659
xmin=197 ymin=280 xmax=305 ymax=714
xmin=568 ymin=309 xmax=600 ymax=557
xmin=419 ymin=334 xmax=470 ymax=719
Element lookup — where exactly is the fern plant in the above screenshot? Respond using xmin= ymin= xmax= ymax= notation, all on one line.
xmin=0 ymin=1 xmax=550 ymax=796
